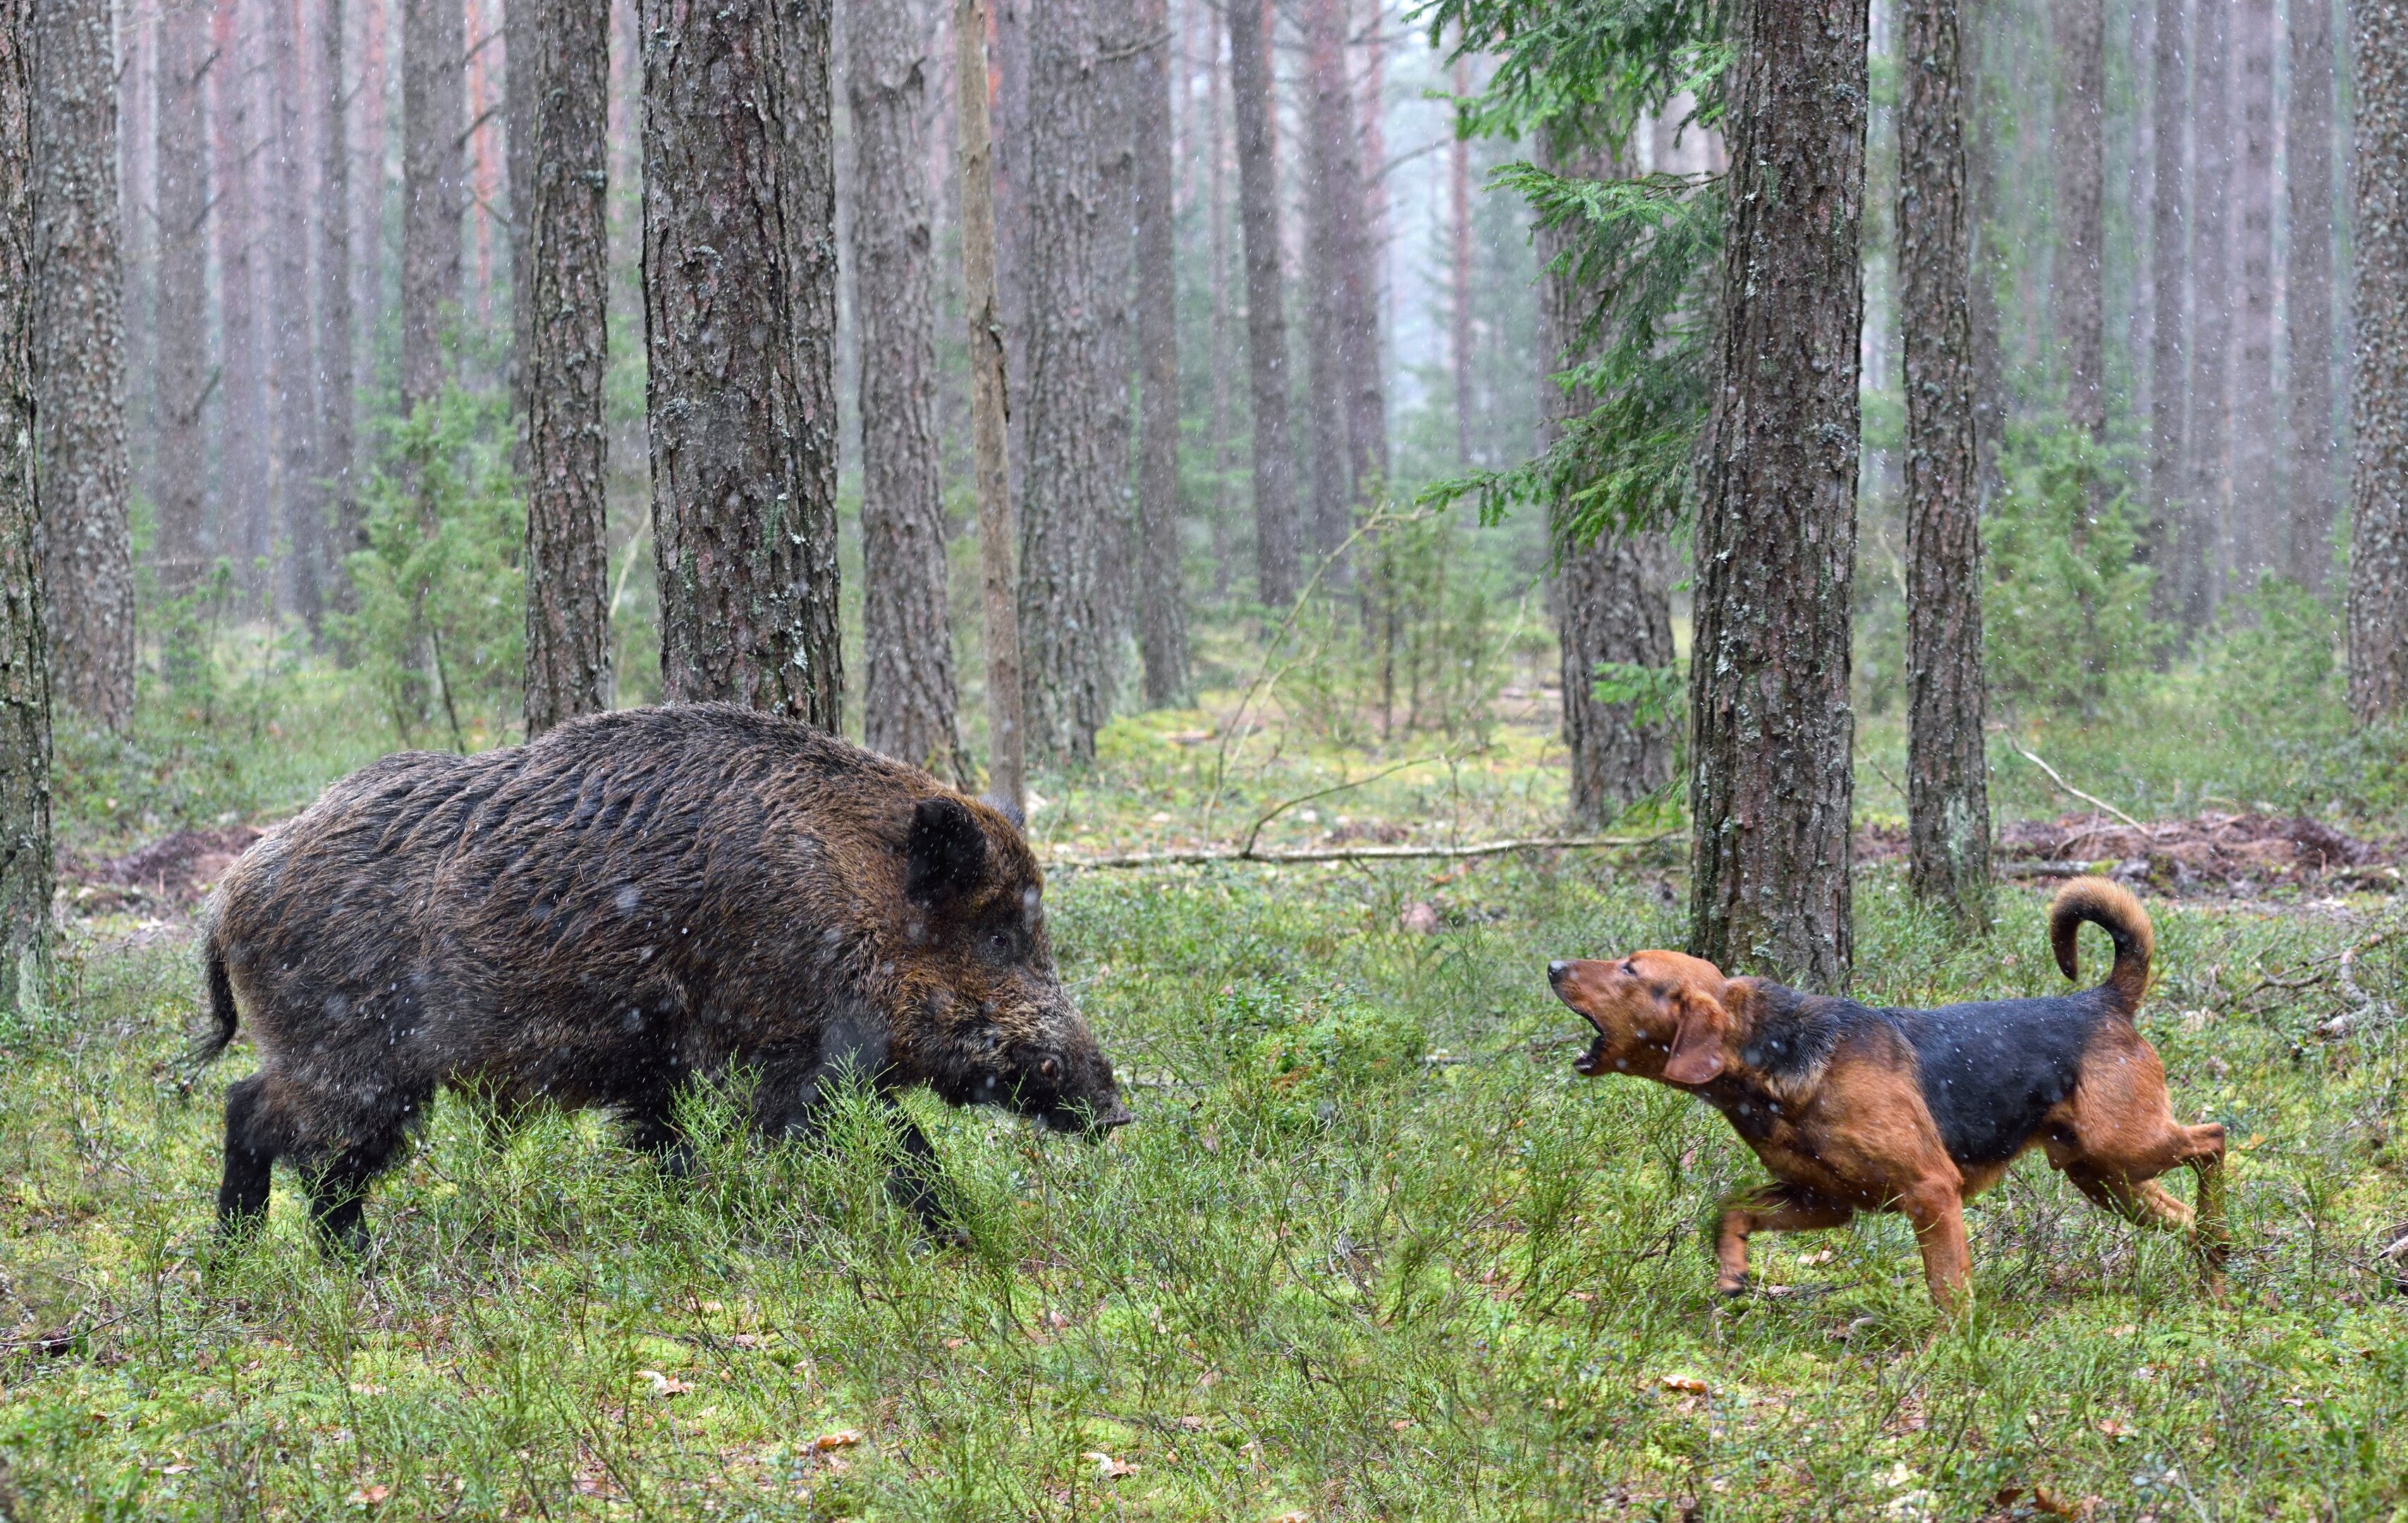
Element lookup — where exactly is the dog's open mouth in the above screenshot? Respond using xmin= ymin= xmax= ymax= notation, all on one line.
xmin=1571 ymin=1032 xmax=1611 ymax=1076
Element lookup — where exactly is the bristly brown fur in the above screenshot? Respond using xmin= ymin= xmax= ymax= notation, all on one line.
xmin=2048 ymin=875 xmax=2154 ymax=1012
xmin=1547 ymin=883 xmax=2225 ymax=1310
xmin=201 ymin=703 xmax=1130 ymax=1250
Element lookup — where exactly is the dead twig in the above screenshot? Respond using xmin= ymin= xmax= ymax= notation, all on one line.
xmin=1046 ymin=832 xmax=1677 ymax=871
xmin=2003 ymin=739 xmax=2146 ymax=832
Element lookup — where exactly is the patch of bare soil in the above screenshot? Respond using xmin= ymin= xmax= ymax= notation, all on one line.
xmin=61 ymin=826 xmax=263 ymax=915
xmin=1859 ymin=812 xmax=2400 ymax=896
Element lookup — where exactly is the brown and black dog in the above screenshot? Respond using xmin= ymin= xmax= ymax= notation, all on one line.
xmin=1548 ymin=878 xmax=2227 ymax=1308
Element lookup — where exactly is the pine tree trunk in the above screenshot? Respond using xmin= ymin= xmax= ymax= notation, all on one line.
xmin=520 ymin=0 xmax=611 ymax=736
xmin=269 ymin=0 xmax=321 ymax=627
xmin=0 ymin=4 xmax=53 ymax=1010
xmin=1964 ymin=0 xmax=2003 ymax=500
xmin=2148 ymin=0 xmax=2192 ymax=620
xmin=849 ymin=0 xmax=966 ymax=774
xmin=1228 ymin=0 xmax=1297 ymax=606
xmin=214 ymin=0 xmax=269 ymax=583
xmin=2288 ymin=0 xmax=2338 ymax=590
xmin=642 ymin=0 xmax=842 ymax=725
xmin=401 ymin=0 xmax=464 ymax=413
xmin=154 ymin=0 xmax=210 ymax=601
xmin=320 ymin=0 xmax=360 ymax=610
xmin=1017 ymin=0 xmax=1115 ymax=764
xmin=2189 ymin=10 xmax=2232 ymax=617
xmin=1900 ymin=0 xmax=1991 ymax=925
xmin=119 ymin=1 xmax=152 ymax=520
xmin=1089 ymin=21 xmax=1137 ymax=656
xmin=2232 ymin=0 xmax=2277 ymax=577
xmin=1344 ymin=0 xmax=1385 ymax=506
xmin=1133 ymin=0 xmax=1186 ymax=707
xmin=1301 ymin=0 xmax=1357 ymax=553
xmin=1450 ymin=54 xmax=1472 ymax=467
xmin=1689 ymin=0 xmax=1866 ymax=991
xmin=31 ymin=0 xmax=134 ymax=730
xmin=2051 ymin=0 xmax=2104 ymax=437
xmin=955 ymin=0 xmax=1024 ymax=807
xmin=1539 ymin=141 xmax=1672 ymax=826
xmin=2349 ymin=0 xmax=2408 ymax=722
xmin=1204 ymin=2 xmax=1233 ymax=599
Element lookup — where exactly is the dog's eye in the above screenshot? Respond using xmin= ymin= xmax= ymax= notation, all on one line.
xmin=1622 ymin=959 xmax=1637 ymax=976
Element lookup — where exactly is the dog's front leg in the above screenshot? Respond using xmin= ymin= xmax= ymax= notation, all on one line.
xmin=1901 ymin=1183 xmax=1972 ymax=1311
xmin=1714 ymin=1184 xmax=1854 ymax=1295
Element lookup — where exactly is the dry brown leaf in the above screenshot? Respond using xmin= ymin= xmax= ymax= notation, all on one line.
xmin=1083 ymin=1451 xmax=1139 ymax=1479
xmin=812 ymin=1429 xmax=863 ymax=1452
xmin=346 ymin=1484 xmax=391 ymax=1507
xmin=1659 ymin=1375 xmax=1710 ymax=1395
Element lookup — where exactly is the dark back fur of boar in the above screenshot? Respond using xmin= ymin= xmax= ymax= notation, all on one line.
xmin=202 ymin=703 xmax=1127 ymax=1246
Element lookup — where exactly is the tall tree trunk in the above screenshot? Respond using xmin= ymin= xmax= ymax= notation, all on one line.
xmin=2189 ymin=8 xmax=2232 ymax=618
xmin=1964 ymin=0 xmax=2003 ymax=499
xmin=32 ymin=0 xmax=135 ymax=730
xmin=1204 ymin=0 xmax=1233 ymax=599
xmin=401 ymin=0 xmax=464 ymax=413
xmin=1348 ymin=0 xmax=1385 ymax=501
xmin=1301 ymin=0 xmax=1361 ymax=552
xmin=505 ymin=0 xmax=531 ymax=463
xmin=2051 ymin=0 xmax=2104 ymax=437
xmin=2148 ymin=0 xmax=2192 ymax=622
xmin=269 ymin=0 xmax=321 ymax=626
xmin=1542 ymin=142 xmax=1674 ymax=826
xmin=320 ymin=0 xmax=360 ymax=611
xmin=1017 ymin=0 xmax=1116 ymax=764
xmin=155 ymin=0 xmax=211 ymax=602
xmin=850 ymin=0 xmax=966 ymax=773
xmin=520 ymin=0 xmax=611 ymax=735
xmin=642 ymin=0 xmax=841 ymax=724
xmin=1090 ymin=16 xmax=1137 ymax=657
xmin=1133 ymin=0 xmax=1186 ymax=706
xmin=2350 ymin=0 xmax=2408 ymax=721
xmin=955 ymin=0 xmax=1023 ymax=807
xmin=119 ymin=0 xmax=153 ymax=524
xmin=0 ymin=1 xmax=51 ymax=1013
xmin=1901 ymin=0 xmax=1990 ymax=925
xmin=2288 ymin=0 xmax=2337 ymax=589
xmin=1228 ymin=0 xmax=1297 ymax=606
xmin=1451 ymin=54 xmax=1472 ymax=466
xmin=1689 ymin=0 xmax=1866 ymax=991
xmin=358 ymin=0 xmax=388 ymax=390
xmin=214 ymin=0 xmax=269 ymax=585
xmin=2232 ymin=0 xmax=2277 ymax=579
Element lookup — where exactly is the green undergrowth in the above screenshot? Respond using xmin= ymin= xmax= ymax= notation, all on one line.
xmin=4 ymin=859 xmax=2405 ymax=1519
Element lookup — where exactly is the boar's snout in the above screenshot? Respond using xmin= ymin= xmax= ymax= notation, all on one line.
xmin=1027 ymin=1036 xmax=1133 ymax=1139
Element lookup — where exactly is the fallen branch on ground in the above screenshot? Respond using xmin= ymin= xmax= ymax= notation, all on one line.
xmin=1045 ymin=832 xmax=1677 ymax=870
xmin=2003 ymin=738 xmax=2148 ymax=831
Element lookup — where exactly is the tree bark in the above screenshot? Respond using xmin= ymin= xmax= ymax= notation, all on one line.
xmin=2147 ymin=0 xmax=2192 ymax=620
xmin=2051 ymin=0 xmax=2104 ymax=438
xmin=1228 ymin=0 xmax=1297 ymax=606
xmin=1901 ymin=0 xmax=1991 ymax=926
xmin=1017 ymin=0 xmax=1116 ymax=764
xmin=269 ymin=0 xmax=321 ymax=626
xmin=520 ymin=0 xmax=611 ymax=736
xmin=849 ymin=0 xmax=966 ymax=775
xmin=1204 ymin=0 xmax=1233 ymax=598
xmin=1451 ymin=53 xmax=1472 ymax=467
xmin=2189 ymin=6 xmax=2232 ymax=618
xmin=642 ymin=0 xmax=843 ymax=726
xmin=401 ymin=0 xmax=465 ymax=413
xmin=0 ymin=1 xmax=53 ymax=1011
xmin=955 ymin=0 xmax=1024 ymax=807
xmin=1133 ymin=0 xmax=1186 ymax=707
xmin=1089 ymin=15 xmax=1137 ymax=659
xmin=1300 ymin=0 xmax=1369 ymax=553
xmin=2232 ymin=0 xmax=2277 ymax=578
xmin=1689 ymin=0 xmax=1866 ymax=991
xmin=2350 ymin=0 xmax=2408 ymax=722
xmin=2288 ymin=0 xmax=2338 ymax=590
xmin=320 ymin=0 xmax=360 ymax=609
xmin=1538 ymin=140 xmax=1673 ymax=826
xmin=154 ymin=0 xmax=211 ymax=601
xmin=31 ymin=0 xmax=134 ymax=730
xmin=214 ymin=0 xmax=269 ymax=582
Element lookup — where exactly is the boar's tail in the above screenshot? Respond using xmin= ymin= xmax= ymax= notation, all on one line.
xmin=193 ymin=936 xmax=240 ymax=1065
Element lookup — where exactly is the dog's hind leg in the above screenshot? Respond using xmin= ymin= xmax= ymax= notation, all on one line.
xmin=1713 ymin=1184 xmax=1853 ymax=1296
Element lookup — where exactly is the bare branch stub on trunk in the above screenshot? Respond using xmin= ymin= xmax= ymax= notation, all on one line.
xmin=642 ymin=0 xmax=843 ymax=728
xmin=1689 ymin=0 xmax=1867 ymax=992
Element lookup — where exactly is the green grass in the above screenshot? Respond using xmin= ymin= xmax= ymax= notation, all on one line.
xmin=5 ymin=833 xmax=2406 ymax=1519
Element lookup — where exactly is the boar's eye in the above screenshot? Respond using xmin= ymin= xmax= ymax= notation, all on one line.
xmin=989 ymin=931 xmax=1013 ymax=953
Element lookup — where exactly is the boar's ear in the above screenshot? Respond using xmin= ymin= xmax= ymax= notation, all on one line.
xmin=906 ymin=795 xmax=991 ymax=905
xmin=980 ymin=793 xmax=1027 ymax=831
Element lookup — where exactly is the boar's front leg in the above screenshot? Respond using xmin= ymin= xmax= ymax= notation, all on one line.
xmin=884 ymin=1106 xmax=967 ymax=1243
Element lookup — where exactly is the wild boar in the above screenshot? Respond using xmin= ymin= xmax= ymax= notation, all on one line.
xmin=198 ymin=703 xmax=1130 ymax=1249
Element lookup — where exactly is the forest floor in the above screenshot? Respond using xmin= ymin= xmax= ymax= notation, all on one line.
xmin=6 ymin=668 xmax=2408 ymax=1520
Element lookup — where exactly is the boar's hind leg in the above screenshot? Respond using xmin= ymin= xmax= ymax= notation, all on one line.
xmin=216 ymin=1075 xmax=279 ymax=1237
xmin=622 ymin=1101 xmax=697 ymax=1180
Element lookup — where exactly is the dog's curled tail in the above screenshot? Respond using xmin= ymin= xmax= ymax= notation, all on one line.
xmin=2049 ymin=876 xmax=2154 ymax=1012
xmin=192 ymin=928 xmax=240 ymax=1066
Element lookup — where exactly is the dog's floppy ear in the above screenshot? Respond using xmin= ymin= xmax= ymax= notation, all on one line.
xmin=1662 ymin=982 xmax=1730 ymax=1085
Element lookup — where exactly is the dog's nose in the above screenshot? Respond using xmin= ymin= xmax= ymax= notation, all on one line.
xmin=1548 ymin=960 xmax=1569 ymax=983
